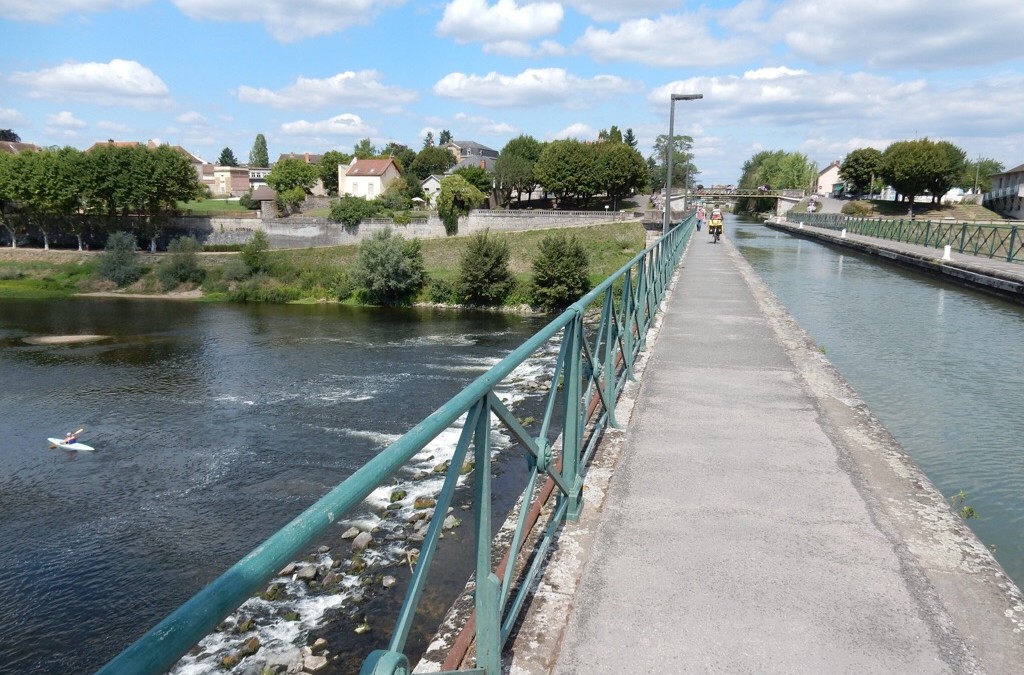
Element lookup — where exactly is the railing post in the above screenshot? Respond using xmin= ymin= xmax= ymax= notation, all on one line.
xmin=601 ymin=290 xmax=621 ymax=428
xmin=960 ymin=223 xmax=968 ymax=254
xmin=473 ymin=399 xmax=501 ymax=673
xmin=1009 ymin=226 xmax=1018 ymax=263
xmin=560 ymin=312 xmax=584 ymax=522
xmin=924 ymin=220 xmax=932 ymax=247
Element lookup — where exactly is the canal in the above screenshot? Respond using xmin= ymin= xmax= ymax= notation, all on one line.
xmin=731 ymin=215 xmax=1024 ymax=588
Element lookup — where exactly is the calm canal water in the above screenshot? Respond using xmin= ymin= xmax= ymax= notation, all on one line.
xmin=731 ymin=215 xmax=1024 ymax=587
xmin=0 ymin=299 xmax=550 ymax=674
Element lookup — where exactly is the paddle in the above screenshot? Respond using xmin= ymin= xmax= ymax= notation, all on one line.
xmin=50 ymin=428 xmax=84 ymax=449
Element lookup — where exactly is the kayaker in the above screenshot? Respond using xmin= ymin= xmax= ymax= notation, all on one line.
xmin=63 ymin=430 xmax=78 ymax=444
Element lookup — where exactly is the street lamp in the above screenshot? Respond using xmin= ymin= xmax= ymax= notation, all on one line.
xmin=664 ymin=93 xmax=703 ymax=234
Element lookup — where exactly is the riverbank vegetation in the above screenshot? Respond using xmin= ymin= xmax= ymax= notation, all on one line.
xmin=0 ymin=222 xmax=648 ymax=309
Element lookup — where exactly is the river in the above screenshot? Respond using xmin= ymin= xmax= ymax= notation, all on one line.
xmin=0 ymin=298 xmax=550 ymax=673
xmin=731 ymin=215 xmax=1024 ymax=588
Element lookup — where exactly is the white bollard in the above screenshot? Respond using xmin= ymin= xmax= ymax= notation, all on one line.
xmin=798 ymin=223 xmax=803 ymax=229
xmin=841 ymin=228 xmax=847 ymax=238
xmin=942 ymin=245 xmax=952 ymax=261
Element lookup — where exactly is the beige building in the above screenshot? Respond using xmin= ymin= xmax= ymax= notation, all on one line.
xmin=341 ymin=158 xmax=402 ymax=199
xmin=816 ymin=160 xmax=842 ymax=195
xmin=983 ymin=163 xmax=1024 ymax=219
xmin=213 ymin=166 xmax=251 ymax=197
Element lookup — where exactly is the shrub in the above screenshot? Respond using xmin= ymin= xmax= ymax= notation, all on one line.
xmin=351 ymin=228 xmax=426 ymax=306
xmin=96 ymin=231 xmax=142 ymax=287
xmin=240 ymin=230 xmax=270 ymax=275
xmin=238 ymin=189 xmax=259 ymax=210
xmin=840 ymin=200 xmax=874 ymax=216
xmin=275 ymin=186 xmax=306 ymax=215
xmin=457 ymin=230 xmax=514 ymax=306
xmin=437 ymin=175 xmax=485 ymax=236
xmin=157 ymin=236 xmax=206 ymax=289
xmin=298 ymin=264 xmax=354 ymax=300
xmin=427 ymin=277 xmax=461 ymax=305
xmin=530 ymin=233 xmax=590 ymax=312
xmin=227 ymin=273 xmax=302 ymax=303
xmin=328 ymin=195 xmax=383 ymax=229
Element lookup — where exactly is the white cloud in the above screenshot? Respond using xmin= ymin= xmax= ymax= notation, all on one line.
xmin=47 ymin=111 xmax=87 ymax=128
xmin=437 ymin=0 xmax=562 ymax=43
xmin=770 ymin=0 xmax=1024 ymax=69
xmin=453 ymin=112 xmax=516 ymax=136
xmin=0 ymin=0 xmax=145 ymax=22
xmin=280 ymin=113 xmax=375 ymax=137
xmin=563 ymin=0 xmax=682 ymax=22
xmin=0 ymin=107 xmax=27 ymax=126
xmin=96 ymin=120 xmax=131 ymax=133
xmin=237 ymin=71 xmax=417 ymax=109
xmin=548 ymin=122 xmax=595 ymax=140
xmin=172 ymin=0 xmax=407 ymax=43
xmin=10 ymin=59 xmax=172 ymax=108
xmin=176 ymin=111 xmax=206 ymax=124
xmin=433 ymin=68 xmax=638 ymax=108
xmin=575 ymin=14 xmax=762 ymax=66
xmin=483 ymin=39 xmax=565 ymax=57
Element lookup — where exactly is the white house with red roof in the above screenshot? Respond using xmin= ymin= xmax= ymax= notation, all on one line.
xmin=341 ymin=158 xmax=401 ymax=199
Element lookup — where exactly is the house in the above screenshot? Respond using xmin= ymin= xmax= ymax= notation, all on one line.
xmin=444 ymin=140 xmax=498 ymax=162
xmin=816 ymin=161 xmax=842 ymax=195
xmin=0 ymin=141 xmax=41 ymax=154
xmin=983 ymin=163 xmax=1024 ymax=219
xmin=248 ymin=167 xmax=271 ymax=190
xmin=276 ymin=152 xmax=327 ymax=195
xmin=341 ymin=158 xmax=402 ymax=200
xmin=213 ymin=166 xmax=251 ymax=197
xmin=421 ymin=174 xmax=443 ymax=203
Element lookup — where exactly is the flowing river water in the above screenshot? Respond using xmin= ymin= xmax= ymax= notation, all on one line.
xmin=731 ymin=214 xmax=1024 ymax=588
xmin=0 ymin=299 xmax=552 ymax=673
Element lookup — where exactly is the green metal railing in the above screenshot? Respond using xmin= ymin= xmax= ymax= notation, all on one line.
xmin=790 ymin=212 xmax=1024 ymax=264
xmin=99 ymin=216 xmax=696 ymax=675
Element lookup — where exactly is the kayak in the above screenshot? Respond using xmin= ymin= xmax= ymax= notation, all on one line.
xmin=47 ymin=437 xmax=95 ymax=452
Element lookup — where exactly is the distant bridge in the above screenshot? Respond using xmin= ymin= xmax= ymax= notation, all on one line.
xmin=644 ymin=188 xmax=807 ymax=224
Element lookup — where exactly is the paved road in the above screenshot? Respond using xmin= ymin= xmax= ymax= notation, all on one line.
xmin=508 ymin=224 xmax=1024 ymax=674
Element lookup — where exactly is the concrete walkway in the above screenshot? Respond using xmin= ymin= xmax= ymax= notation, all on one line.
xmin=508 ymin=225 xmax=1024 ymax=674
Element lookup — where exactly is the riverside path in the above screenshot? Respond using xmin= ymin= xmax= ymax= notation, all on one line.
xmin=504 ymin=222 xmax=1024 ymax=674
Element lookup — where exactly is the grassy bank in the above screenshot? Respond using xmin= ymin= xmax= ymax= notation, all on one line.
xmin=0 ymin=222 xmax=649 ymax=304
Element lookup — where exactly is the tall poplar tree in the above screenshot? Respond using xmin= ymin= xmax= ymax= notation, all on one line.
xmin=249 ymin=134 xmax=269 ymax=167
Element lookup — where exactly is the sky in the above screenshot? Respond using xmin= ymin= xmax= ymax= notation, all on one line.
xmin=2 ymin=0 xmax=1023 ymax=185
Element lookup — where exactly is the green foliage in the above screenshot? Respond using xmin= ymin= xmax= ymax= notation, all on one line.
xmin=381 ymin=142 xmax=417 ymax=173
xmin=437 ymin=175 xmax=485 ymax=235
xmin=439 ymin=130 xmax=452 ymax=145
xmin=241 ymin=230 xmax=270 ymax=275
xmin=950 ymin=490 xmax=978 ymax=520
xmin=298 ymin=264 xmax=353 ymax=300
xmin=377 ymin=175 xmax=424 ymax=212
xmin=275 ymin=186 xmax=306 ymax=214
xmin=535 ymin=139 xmax=599 ymax=206
xmin=319 ymin=150 xmax=353 ymax=195
xmin=266 ymin=157 xmax=318 ymax=194
xmin=881 ymin=139 xmax=944 ymax=203
xmin=156 ymin=236 xmax=206 ymax=289
xmin=238 ymin=189 xmax=259 ymax=210
xmin=453 ymin=165 xmax=493 ymax=195
xmin=410 ymin=146 xmax=457 ymax=181
xmin=734 ymin=150 xmax=815 ymax=212
xmin=961 ymin=158 xmax=1004 ymax=193
xmin=427 ymin=277 xmax=461 ymax=304
xmin=218 ymin=147 xmax=239 ymax=166
xmin=648 ymin=134 xmax=696 ymax=191
xmin=530 ymin=233 xmax=590 ymax=312
xmin=597 ymin=142 xmax=648 ymax=207
xmin=329 ymin=195 xmax=383 ymax=228
xmin=353 ymin=138 xmax=377 ymax=160
xmin=351 ymin=228 xmax=426 ymax=305
xmin=840 ymin=200 xmax=875 ymax=216
xmin=249 ymin=134 xmax=269 ymax=168
xmin=457 ymin=230 xmax=514 ymax=306
xmin=97 ymin=231 xmax=142 ymax=286
xmin=840 ymin=148 xmax=884 ymax=195
xmin=228 ymin=273 xmax=302 ymax=303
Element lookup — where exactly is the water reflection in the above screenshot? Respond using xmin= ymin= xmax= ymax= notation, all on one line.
xmin=733 ymin=216 xmax=1024 ymax=588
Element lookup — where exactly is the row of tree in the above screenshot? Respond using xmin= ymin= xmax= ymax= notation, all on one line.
xmin=0 ymin=144 xmax=202 ymax=249
xmin=840 ymin=141 xmax=1005 ymax=203
xmin=732 ymin=150 xmax=817 ymax=212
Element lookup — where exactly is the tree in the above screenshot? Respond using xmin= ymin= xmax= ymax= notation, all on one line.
xmin=597 ymin=142 xmax=647 ymax=209
xmin=457 ymin=230 xmax=514 ymax=306
xmin=157 ymin=236 xmax=205 ymax=289
xmin=881 ymin=139 xmax=943 ymax=204
xmin=97 ymin=231 xmax=142 ymax=286
xmin=319 ymin=150 xmax=353 ymax=195
xmin=530 ymin=233 xmax=590 ymax=312
xmin=734 ymin=150 xmax=815 ymax=212
xmin=534 ymin=139 xmax=599 ymax=207
xmin=0 ymin=151 xmax=28 ymax=247
xmin=962 ymin=158 xmax=1005 ymax=194
xmin=18 ymin=147 xmax=85 ymax=249
xmin=249 ymin=134 xmax=269 ymax=167
xmin=328 ymin=195 xmax=383 ymax=228
xmin=353 ymin=138 xmax=377 ymax=159
xmin=597 ymin=125 xmax=622 ymax=143
xmin=840 ymin=148 xmax=884 ymax=196
xmin=623 ymin=128 xmax=638 ymax=150
xmin=0 ymin=129 xmax=20 ymax=142
xmin=218 ymin=147 xmax=239 ymax=166
xmin=241 ymin=230 xmax=270 ymax=275
xmin=351 ymin=228 xmax=426 ymax=305
xmin=649 ymin=134 xmax=696 ymax=192
xmin=453 ymin=165 xmax=493 ymax=196
xmin=495 ymin=135 xmax=542 ymax=206
xmin=266 ymin=157 xmax=318 ymax=194
xmin=439 ymin=130 xmax=452 ymax=145
xmin=926 ymin=141 xmax=967 ymax=204
xmin=410 ymin=146 xmax=456 ymax=181
xmin=381 ymin=142 xmax=416 ymax=172
xmin=377 ymin=175 xmax=424 ymax=212
xmin=437 ymin=174 xmax=485 ymax=235
xmin=423 ymin=131 xmax=434 ymax=148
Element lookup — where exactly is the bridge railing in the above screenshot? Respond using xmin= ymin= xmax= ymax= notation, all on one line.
xmin=99 ymin=217 xmax=697 ymax=675
xmin=789 ymin=212 xmax=1023 ymax=264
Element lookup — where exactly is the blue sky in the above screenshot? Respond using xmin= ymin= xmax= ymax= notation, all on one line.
xmin=2 ymin=0 xmax=1023 ymax=185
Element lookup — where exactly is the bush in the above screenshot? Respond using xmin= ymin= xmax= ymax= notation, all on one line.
xmin=457 ymin=230 xmax=514 ymax=306
xmin=96 ymin=231 xmax=142 ymax=287
xmin=351 ymin=228 xmax=426 ymax=306
xmin=427 ymin=277 xmax=461 ymax=305
xmin=530 ymin=233 xmax=590 ymax=312
xmin=157 ymin=236 xmax=206 ymax=289
xmin=240 ymin=230 xmax=270 ymax=275
xmin=298 ymin=264 xmax=354 ymax=301
xmin=227 ymin=273 xmax=302 ymax=303
xmin=840 ymin=200 xmax=875 ymax=216
xmin=238 ymin=189 xmax=259 ymax=210
xmin=328 ymin=195 xmax=383 ymax=229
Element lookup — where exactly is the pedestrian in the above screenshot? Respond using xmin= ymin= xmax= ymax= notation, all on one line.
xmin=695 ymin=205 xmax=705 ymax=231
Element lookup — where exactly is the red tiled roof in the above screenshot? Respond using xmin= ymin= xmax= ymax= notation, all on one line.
xmin=0 ymin=141 xmax=40 ymax=154
xmin=346 ymin=158 xmax=399 ymax=176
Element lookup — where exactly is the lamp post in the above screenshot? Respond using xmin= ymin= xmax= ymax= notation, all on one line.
xmin=664 ymin=93 xmax=702 ymax=234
